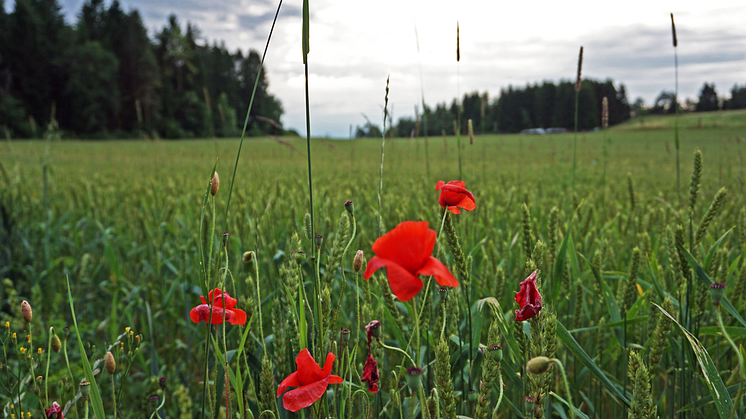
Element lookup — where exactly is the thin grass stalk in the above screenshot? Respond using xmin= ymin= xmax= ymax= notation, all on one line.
xmin=671 ymin=13 xmax=681 ymax=204
xmin=414 ymin=24 xmax=430 ymax=179
xmin=377 ymin=76 xmax=390 ymax=236
xmin=573 ymin=46 xmax=583 ymax=186
xmin=223 ymin=0 xmax=283 ymax=231
xmin=456 ymin=21 xmax=462 ymax=179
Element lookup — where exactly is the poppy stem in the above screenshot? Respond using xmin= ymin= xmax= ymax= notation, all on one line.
xmin=254 ymin=251 xmax=265 ymax=350
xmin=378 ymin=339 xmax=417 ymax=368
xmin=549 ymin=358 xmax=575 ymax=419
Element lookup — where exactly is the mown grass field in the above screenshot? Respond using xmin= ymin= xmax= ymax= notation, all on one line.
xmin=1 ymin=110 xmax=746 ymax=419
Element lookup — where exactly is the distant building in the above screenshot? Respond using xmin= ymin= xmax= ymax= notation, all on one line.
xmin=545 ymin=128 xmax=567 ymax=134
xmin=519 ymin=128 xmax=546 ymax=135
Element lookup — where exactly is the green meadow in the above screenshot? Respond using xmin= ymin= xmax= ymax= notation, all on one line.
xmin=1 ymin=110 xmax=746 ymax=418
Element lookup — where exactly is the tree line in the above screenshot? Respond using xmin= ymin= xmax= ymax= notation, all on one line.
xmin=640 ymin=83 xmax=746 ymax=115
xmin=0 ymin=0 xmax=285 ymax=139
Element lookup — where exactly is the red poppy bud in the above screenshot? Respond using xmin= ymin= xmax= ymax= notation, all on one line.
xmin=436 ymin=181 xmax=476 ymax=214
xmin=21 ymin=300 xmax=32 ymax=323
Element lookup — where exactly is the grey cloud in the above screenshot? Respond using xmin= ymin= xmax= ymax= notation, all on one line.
xmin=238 ymin=5 xmax=302 ymax=30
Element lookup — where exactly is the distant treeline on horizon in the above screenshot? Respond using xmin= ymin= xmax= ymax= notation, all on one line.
xmin=2 ymin=1 xmax=746 ymax=140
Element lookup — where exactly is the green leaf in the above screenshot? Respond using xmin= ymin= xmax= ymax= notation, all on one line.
xmin=556 ymin=320 xmax=630 ymax=406
xmin=704 ymin=227 xmax=734 ymax=271
xmin=678 ymin=244 xmax=746 ymax=328
xmin=66 ymin=275 xmax=107 ymax=419
xmin=550 ymin=391 xmax=590 ymax=419
xmin=476 ymin=297 xmax=521 ymax=363
xmin=653 ymin=303 xmax=737 ymax=419
xmin=698 ymin=326 xmax=746 ymax=338
xmin=550 ymin=219 xmax=574 ymax=303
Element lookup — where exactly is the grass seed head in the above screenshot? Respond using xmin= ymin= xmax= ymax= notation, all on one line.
xmin=575 ymin=46 xmax=583 ymax=92
xmin=468 ymin=119 xmax=474 ymax=144
xmin=670 ymin=13 xmax=677 ymax=47
xmin=602 ymin=97 xmax=609 ymax=128
xmin=304 ymin=213 xmax=312 ymax=240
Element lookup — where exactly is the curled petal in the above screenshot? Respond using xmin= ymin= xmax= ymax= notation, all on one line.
xmin=370 ymin=221 xmax=435 ymax=273
xmin=361 ymin=354 xmax=380 ymax=393
xmin=277 ymin=372 xmax=302 ymax=397
xmin=189 ymin=304 xmax=227 ymax=325
xmin=227 ymin=308 xmax=247 ymax=326
xmin=416 ymin=257 xmax=459 ymax=288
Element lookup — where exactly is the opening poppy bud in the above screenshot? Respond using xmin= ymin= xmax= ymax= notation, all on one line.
xmin=405 ymin=367 xmax=423 ymax=392
xmin=51 ymin=334 xmax=61 ymax=354
xmin=21 ymin=301 xmax=32 ymax=323
xmin=104 ymin=351 xmax=116 ymax=374
xmin=314 ymin=234 xmax=324 ymax=248
xmin=344 ymin=200 xmax=355 ymax=215
xmin=159 ymin=377 xmax=167 ymax=390
xmin=79 ymin=379 xmax=91 ymax=398
xmin=353 ymin=250 xmax=365 ymax=272
xmin=242 ymin=251 xmax=255 ymax=263
xmin=210 ymin=172 xmax=220 ymax=196
xmin=524 ymin=395 xmax=536 ymax=412
xmin=304 ymin=213 xmax=313 ymax=240
xmin=527 ymin=356 xmax=551 ymax=375
xmin=366 ymin=320 xmax=381 ymax=339
xmin=488 ymin=345 xmax=503 ymax=362
xmin=293 ymin=251 xmax=306 ymax=265
xmin=709 ymin=282 xmax=726 ymax=306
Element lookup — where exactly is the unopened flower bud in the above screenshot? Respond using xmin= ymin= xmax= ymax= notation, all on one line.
xmin=405 ymin=367 xmax=423 ymax=391
xmin=210 ymin=172 xmax=220 ymax=196
xmin=524 ymin=396 xmax=536 ymax=412
xmin=21 ymin=301 xmax=32 ymax=323
xmin=344 ymin=200 xmax=355 ymax=215
xmin=527 ymin=356 xmax=551 ymax=375
xmin=104 ymin=351 xmax=116 ymax=374
xmin=242 ymin=251 xmax=255 ymax=263
xmin=353 ymin=250 xmax=365 ymax=272
xmin=51 ymin=333 xmax=61 ymax=354
xmin=709 ymin=282 xmax=726 ymax=306
xmin=488 ymin=345 xmax=503 ymax=362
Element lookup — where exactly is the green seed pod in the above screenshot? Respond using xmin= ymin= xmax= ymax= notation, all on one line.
xmin=344 ymin=200 xmax=355 ymax=215
xmin=405 ymin=367 xmax=423 ymax=392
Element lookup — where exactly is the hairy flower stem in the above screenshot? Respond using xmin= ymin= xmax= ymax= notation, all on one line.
xmin=377 ymin=77 xmax=390 ymax=237
xmin=111 ymin=373 xmax=117 ymax=419
xmin=62 ymin=336 xmax=80 ymax=419
xmin=200 ymin=196 xmax=218 ymax=419
xmin=45 ymin=327 xmax=53 ymax=405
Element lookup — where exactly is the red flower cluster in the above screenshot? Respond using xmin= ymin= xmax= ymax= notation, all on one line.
xmin=46 ymin=402 xmax=63 ymax=419
xmin=514 ymin=270 xmax=542 ymax=321
xmin=189 ymin=288 xmax=247 ymax=326
xmin=277 ymin=349 xmax=343 ymax=412
xmin=436 ymin=180 xmax=476 ymax=214
xmin=363 ymin=221 xmax=458 ymax=302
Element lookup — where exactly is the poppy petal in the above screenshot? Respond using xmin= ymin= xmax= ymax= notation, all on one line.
xmin=321 ymin=352 xmax=336 ymax=376
xmin=448 ymin=206 xmax=461 ymax=214
xmin=294 ymin=348 xmax=325 ymax=385
xmin=456 ymin=195 xmax=476 ymax=211
xmin=436 ymin=180 xmax=445 ymax=190
xmin=416 ymin=257 xmax=459 ymax=287
xmin=281 ymin=376 xmax=330 ymax=412
xmin=190 ymin=305 xmax=226 ymax=325
xmin=447 ymin=180 xmax=466 ymax=188
xmin=370 ymin=221 xmax=435 ymax=273
xmin=227 ymin=308 xmax=247 ymax=326
xmin=364 ymin=257 xmax=424 ymax=301
xmin=277 ymin=372 xmax=302 ymax=397
xmin=328 ymin=374 xmax=344 ymax=384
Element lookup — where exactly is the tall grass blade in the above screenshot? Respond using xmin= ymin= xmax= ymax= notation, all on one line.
xmin=653 ymin=303 xmax=737 ymax=419
xmin=65 ymin=275 xmax=107 ymax=419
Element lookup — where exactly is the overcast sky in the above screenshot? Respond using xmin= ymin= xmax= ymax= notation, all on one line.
xmin=16 ymin=0 xmax=746 ymax=137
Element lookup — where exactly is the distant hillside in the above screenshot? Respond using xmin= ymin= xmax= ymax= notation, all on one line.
xmin=613 ymin=109 xmax=746 ymax=131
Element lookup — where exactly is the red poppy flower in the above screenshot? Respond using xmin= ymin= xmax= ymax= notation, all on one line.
xmin=46 ymin=402 xmax=63 ymax=419
xmin=189 ymin=288 xmax=247 ymax=326
xmin=436 ymin=180 xmax=476 ymax=214
xmin=514 ymin=270 xmax=542 ymax=321
xmin=363 ymin=221 xmax=458 ymax=302
xmin=277 ymin=349 xmax=343 ymax=412
xmin=361 ymin=354 xmax=380 ymax=393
